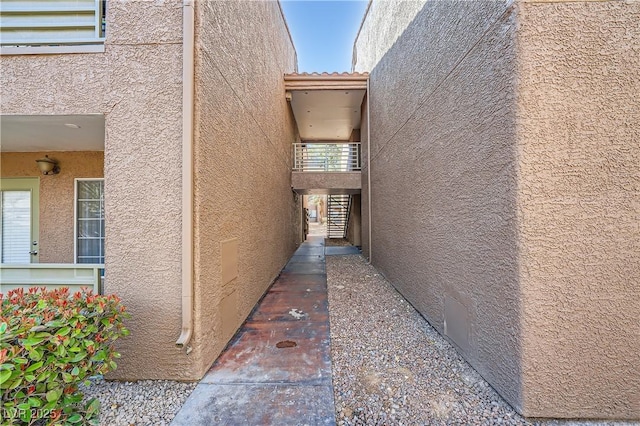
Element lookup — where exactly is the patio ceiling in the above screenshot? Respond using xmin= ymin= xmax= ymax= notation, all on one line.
xmin=0 ymin=114 xmax=105 ymax=152
xmin=285 ymin=72 xmax=368 ymax=141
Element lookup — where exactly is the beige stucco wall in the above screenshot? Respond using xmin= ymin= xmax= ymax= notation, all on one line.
xmin=1 ymin=0 xmax=188 ymax=380
xmin=292 ymin=171 xmax=361 ymax=194
xmin=355 ymin=0 xmax=639 ymax=419
xmin=516 ymin=1 xmax=640 ymax=418
xmin=352 ymin=0 xmax=424 ymax=72
xmin=0 ymin=152 xmax=104 ymax=263
xmin=190 ymin=1 xmax=300 ymax=378
xmin=102 ymin=1 xmax=185 ymax=380
xmin=355 ymin=0 xmax=524 ymax=411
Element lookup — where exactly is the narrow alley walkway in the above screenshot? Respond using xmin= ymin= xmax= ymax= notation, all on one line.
xmin=89 ymin=243 xmax=631 ymax=425
xmin=171 ymin=236 xmax=335 ymax=425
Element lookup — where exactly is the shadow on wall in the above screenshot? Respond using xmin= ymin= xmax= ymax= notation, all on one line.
xmin=358 ymin=0 xmax=524 ymax=413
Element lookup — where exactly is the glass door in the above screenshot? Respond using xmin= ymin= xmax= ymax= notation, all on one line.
xmin=0 ymin=178 xmax=39 ymax=263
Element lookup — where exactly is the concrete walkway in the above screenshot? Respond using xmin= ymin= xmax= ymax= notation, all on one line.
xmin=325 ymin=246 xmax=360 ymax=256
xmin=172 ymin=236 xmax=335 ymax=425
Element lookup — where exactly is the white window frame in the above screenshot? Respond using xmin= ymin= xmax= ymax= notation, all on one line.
xmin=73 ymin=178 xmax=104 ymax=265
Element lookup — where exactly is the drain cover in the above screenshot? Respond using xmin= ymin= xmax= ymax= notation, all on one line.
xmin=276 ymin=340 xmax=297 ymax=348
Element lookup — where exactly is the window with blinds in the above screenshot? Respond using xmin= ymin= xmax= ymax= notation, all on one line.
xmin=75 ymin=179 xmax=104 ymax=264
xmin=0 ymin=0 xmax=106 ymax=47
xmin=0 ymin=190 xmax=31 ymax=263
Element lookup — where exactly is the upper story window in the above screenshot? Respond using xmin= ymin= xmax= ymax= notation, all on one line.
xmin=0 ymin=0 xmax=106 ymax=55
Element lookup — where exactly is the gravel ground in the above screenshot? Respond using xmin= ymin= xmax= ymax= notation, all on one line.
xmin=81 ymin=378 xmax=196 ymax=425
xmin=74 ymin=253 xmax=634 ymax=426
xmin=327 ymin=255 xmax=634 ymax=426
xmin=326 ymin=238 xmax=354 ymax=247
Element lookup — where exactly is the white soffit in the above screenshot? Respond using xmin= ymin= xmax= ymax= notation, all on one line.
xmin=0 ymin=114 xmax=105 ymax=152
xmin=290 ymin=90 xmax=365 ymax=141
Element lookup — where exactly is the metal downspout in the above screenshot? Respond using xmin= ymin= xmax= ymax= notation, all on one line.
xmin=367 ymin=77 xmax=372 ymax=264
xmin=176 ymin=0 xmax=195 ymax=351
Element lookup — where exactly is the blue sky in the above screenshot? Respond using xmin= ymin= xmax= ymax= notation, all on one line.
xmin=280 ymin=0 xmax=369 ymax=73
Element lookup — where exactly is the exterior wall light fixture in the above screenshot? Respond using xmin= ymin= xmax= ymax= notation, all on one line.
xmin=35 ymin=155 xmax=60 ymax=175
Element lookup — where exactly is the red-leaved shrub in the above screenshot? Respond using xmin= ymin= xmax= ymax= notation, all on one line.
xmin=0 ymin=287 xmax=130 ymax=425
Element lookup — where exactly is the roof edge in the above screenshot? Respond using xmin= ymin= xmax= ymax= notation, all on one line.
xmin=284 ymin=71 xmax=369 ymax=81
xmin=284 ymin=72 xmax=369 ymax=90
xmin=352 ymin=0 xmax=373 ymax=71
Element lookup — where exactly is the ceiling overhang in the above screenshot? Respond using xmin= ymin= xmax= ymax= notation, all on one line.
xmin=0 ymin=114 xmax=105 ymax=152
xmin=284 ymin=72 xmax=368 ymax=91
xmin=285 ymin=72 xmax=368 ymax=141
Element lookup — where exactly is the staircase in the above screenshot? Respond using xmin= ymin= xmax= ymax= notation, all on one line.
xmin=327 ymin=195 xmax=351 ymax=238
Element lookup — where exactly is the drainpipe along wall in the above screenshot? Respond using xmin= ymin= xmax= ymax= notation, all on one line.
xmin=367 ymin=77 xmax=372 ymax=263
xmin=176 ymin=0 xmax=195 ymax=351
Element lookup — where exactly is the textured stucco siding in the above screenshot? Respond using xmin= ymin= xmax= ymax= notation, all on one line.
xmin=0 ymin=54 xmax=107 ymax=115
xmin=355 ymin=0 xmax=639 ymax=419
xmin=355 ymin=0 xmax=523 ymax=410
xmin=352 ymin=0 xmax=425 ymax=73
xmin=517 ymin=1 xmax=640 ymax=418
xmin=103 ymin=40 xmax=184 ymax=380
xmin=291 ymin=171 xmax=361 ymax=193
xmin=1 ymin=0 xmax=188 ymax=380
xmin=0 ymin=152 xmax=104 ymax=263
xmin=191 ymin=1 xmax=299 ymax=378
xmin=354 ymin=0 xmax=515 ymax=156
xmin=102 ymin=1 xmax=185 ymax=380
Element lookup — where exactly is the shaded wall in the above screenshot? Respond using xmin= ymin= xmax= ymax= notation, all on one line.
xmin=354 ymin=0 xmax=524 ymax=413
xmin=516 ymin=1 xmax=640 ymax=418
xmin=360 ymin=94 xmax=370 ymax=259
xmin=0 ymin=152 xmax=104 ymax=263
xmin=191 ymin=1 xmax=300 ymax=378
xmin=292 ymin=172 xmax=361 ymax=193
xmin=346 ymin=194 xmax=361 ymax=247
xmin=1 ymin=0 xmax=189 ymax=380
xmin=355 ymin=0 xmax=639 ymax=419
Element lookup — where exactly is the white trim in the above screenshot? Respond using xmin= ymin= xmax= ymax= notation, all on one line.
xmin=0 ymin=263 xmax=104 ymax=294
xmin=73 ymin=180 xmax=78 ymax=263
xmin=94 ymin=0 xmax=101 ymax=40
xmin=0 ymin=44 xmax=105 ymax=56
xmin=0 ymin=4 xmax=97 ymax=13
xmin=1 ymin=22 xmax=95 ymax=29
xmin=1 ymin=37 xmax=105 ymax=45
xmin=74 ymin=178 xmax=104 ymax=265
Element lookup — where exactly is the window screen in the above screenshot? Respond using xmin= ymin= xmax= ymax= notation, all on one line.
xmin=76 ymin=179 xmax=104 ymax=264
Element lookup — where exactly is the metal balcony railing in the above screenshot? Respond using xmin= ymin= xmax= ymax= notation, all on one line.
xmin=293 ymin=142 xmax=361 ymax=172
xmin=0 ymin=0 xmax=106 ymax=49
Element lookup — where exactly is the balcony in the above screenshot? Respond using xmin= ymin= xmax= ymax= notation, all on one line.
xmin=293 ymin=142 xmax=361 ymax=172
xmin=291 ymin=142 xmax=362 ymax=194
xmin=0 ymin=263 xmax=104 ymax=294
xmin=0 ymin=0 xmax=106 ymax=55
xmin=1 ymin=115 xmax=106 ymax=295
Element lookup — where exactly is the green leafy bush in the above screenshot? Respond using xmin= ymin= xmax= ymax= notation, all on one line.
xmin=0 ymin=287 xmax=130 ymax=425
